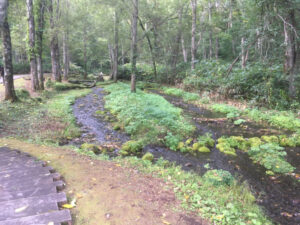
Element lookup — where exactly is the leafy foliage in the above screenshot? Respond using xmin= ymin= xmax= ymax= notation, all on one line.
xmin=104 ymin=83 xmax=194 ymax=145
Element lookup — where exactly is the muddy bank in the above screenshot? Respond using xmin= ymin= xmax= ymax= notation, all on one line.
xmin=73 ymin=87 xmax=300 ymax=225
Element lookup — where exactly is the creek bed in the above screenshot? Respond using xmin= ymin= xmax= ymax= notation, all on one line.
xmin=72 ymin=87 xmax=300 ymax=225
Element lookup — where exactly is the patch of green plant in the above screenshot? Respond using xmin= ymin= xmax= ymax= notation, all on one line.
xmin=104 ymin=83 xmax=194 ymax=146
xmin=197 ymin=133 xmax=215 ymax=148
xmin=211 ymin=104 xmax=241 ymax=118
xmin=115 ymin=156 xmax=272 ymax=224
xmin=234 ymin=119 xmax=246 ymax=125
xmin=15 ymin=89 xmax=30 ymax=100
xmin=162 ymin=87 xmax=199 ymax=102
xmin=120 ymin=140 xmax=143 ymax=156
xmin=203 ymin=169 xmax=234 ymax=186
xmin=248 ymin=143 xmax=295 ymax=174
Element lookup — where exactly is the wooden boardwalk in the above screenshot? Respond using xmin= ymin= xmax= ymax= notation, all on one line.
xmin=0 ymin=147 xmax=72 ymax=225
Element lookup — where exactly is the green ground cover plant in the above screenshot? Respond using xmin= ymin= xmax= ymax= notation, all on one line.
xmin=104 ymin=83 xmax=195 ymax=147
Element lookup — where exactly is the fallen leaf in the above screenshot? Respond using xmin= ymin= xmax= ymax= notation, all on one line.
xmin=162 ymin=219 xmax=171 ymax=225
xmin=15 ymin=205 xmax=28 ymax=213
xmin=62 ymin=204 xmax=75 ymax=209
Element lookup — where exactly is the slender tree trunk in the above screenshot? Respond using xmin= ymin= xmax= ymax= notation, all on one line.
xmin=49 ymin=0 xmax=61 ymax=82
xmin=191 ymin=0 xmax=197 ymax=69
xmin=131 ymin=0 xmax=138 ymax=93
xmin=181 ymin=37 xmax=188 ymax=63
xmin=36 ymin=0 xmax=46 ymax=90
xmin=215 ymin=37 xmax=219 ymax=59
xmin=241 ymin=37 xmax=246 ymax=68
xmin=138 ymin=18 xmax=157 ymax=81
xmin=26 ymin=0 xmax=39 ymax=91
xmin=83 ymin=32 xmax=87 ymax=79
xmin=208 ymin=1 xmax=213 ymax=59
xmin=63 ymin=0 xmax=69 ymax=81
xmin=1 ymin=13 xmax=17 ymax=101
xmin=283 ymin=9 xmax=297 ymax=98
xmin=113 ymin=8 xmax=119 ymax=82
xmin=170 ymin=5 xmax=184 ymax=81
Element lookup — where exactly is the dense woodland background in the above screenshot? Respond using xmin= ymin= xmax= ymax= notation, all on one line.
xmin=1 ymin=0 xmax=300 ymax=109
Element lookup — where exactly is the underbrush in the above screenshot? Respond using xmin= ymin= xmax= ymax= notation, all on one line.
xmin=161 ymin=86 xmax=300 ymax=132
xmin=113 ymin=156 xmax=272 ymax=225
xmin=104 ymin=83 xmax=194 ymax=146
xmin=0 ymin=88 xmax=91 ymax=144
xmin=183 ymin=60 xmax=299 ymax=109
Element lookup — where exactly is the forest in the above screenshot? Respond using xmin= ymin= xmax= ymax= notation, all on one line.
xmin=0 ymin=0 xmax=299 ymax=225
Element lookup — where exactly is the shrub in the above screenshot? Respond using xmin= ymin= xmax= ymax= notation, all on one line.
xmin=15 ymin=89 xmax=30 ymax=99
xmin=203 ymin=169 xmax=234 ymax=186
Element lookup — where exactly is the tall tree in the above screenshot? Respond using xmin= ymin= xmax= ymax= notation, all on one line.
xmin=1 ymin=0 xmax=17 ymax=101
xmin=49 ymin=0 xmax=61 ymax=82
xmin=26 ymin=0 xmax=39 ymax=91
xmin=130 ymin=0 xmax=138 ymax=93
xmin=191 ymin=0 xmax=197 ymax=70
xmin=113 ymin=7 xmax=119 ymax=82
xmin=62 ymin=0 xmax=70 ymax=81
xmin=35 ymin=0 xmax=46 ymax=89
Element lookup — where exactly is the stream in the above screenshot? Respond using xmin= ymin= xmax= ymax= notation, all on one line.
xmin=72 ymin=87 xmax=300 ymax=225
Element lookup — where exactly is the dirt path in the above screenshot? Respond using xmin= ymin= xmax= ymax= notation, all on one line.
xmin=0 ymin=139 xmax=206 ymax=225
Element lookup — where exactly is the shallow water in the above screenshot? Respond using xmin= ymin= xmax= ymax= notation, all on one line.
xmin=73 ymin=87 xmax=300 ymax=225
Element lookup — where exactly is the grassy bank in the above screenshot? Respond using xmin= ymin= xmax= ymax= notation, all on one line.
xmin=161 ymin=87 xmax=300 ymax=133
xmin=0 ymin=88 xmax=91 ymax=144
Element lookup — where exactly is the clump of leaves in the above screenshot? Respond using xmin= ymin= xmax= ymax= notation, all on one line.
xmin=203 ymin=169 xmax=234 ymax=186
xmin=248 ymin=143 xmax=295 ymax=174
xmin=212 ymin=104 xmax=241 ymax=119
xmin=119 ymin=140 xmax=143 ymax=156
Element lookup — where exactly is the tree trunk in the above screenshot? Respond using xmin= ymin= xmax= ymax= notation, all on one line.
xmin=208 ymin=1 xmax=213 ymax=59
xmin=1 ymin=13 xmax=17 ymax=101
xmin=241 ymin=37 xmax=246 ymax=68
xmin=138 ymin=17 xmax=157 ymax=81
xmin=36 ymin=0 xmax=46 ymax=90
xmin=113 ymin=8 xmax=119 ymax=82
xmin=131 ymin=0 xmax=138 ymax=93
xmin=215 ymin=37 xmax=219 ymax=59
xmin=63 ymin=0 xmax=69 ymax=81
xmin=49 ymin=0 xmax=61 ymax=82
xmin=26 ymin=0 xmax=39 ymax=91
xmin=283 ymin=9 xmax=297 ymax=98
xmin=83 ymin=32 xmax=87 ymax=79
xmin=181 ymin=37 xmax=188 ymax=63
xmin=191 ymin=0 xmax=197 ymax=69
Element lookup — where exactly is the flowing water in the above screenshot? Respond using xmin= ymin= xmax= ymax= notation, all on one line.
xmin=73 ymin=87 xmax=300 ymax=225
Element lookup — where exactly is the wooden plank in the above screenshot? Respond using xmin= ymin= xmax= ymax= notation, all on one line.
xmin=0 ymin=185 xmax=57 ymax=202
xmin=0 ymin=193 xmax=67 ymax=221
xmin=0 ymin=175 xmax=57 ymax=190
xmin=0 ymin=167 xmax=52 ymax=178
xmin=0 ymin=161 xmax=45 ymax=171
xmin=1 ymin=181 xmax=64 ymax=195
xmin=0 ymin=164 xmax=46 ymax=175
xmin=0 ymin=210 xmax=71 ymax=225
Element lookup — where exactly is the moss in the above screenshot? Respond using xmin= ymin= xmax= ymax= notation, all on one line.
xmin=177 ymin=142 xmax=185 ymax=150
xmin=266 ymin=170 xmax=275 ymax=176
xmin=247 ymin=137 xmax=262 ymax=147
xmin=142 ymin=152 xmax=154 ymax=162
xmin=261 ymin=135 xmax=279 ymax=144
xmin=185 ymin=138 xmax=193 ymax=145
xmin=120 ymin=140 xmax=143 ymax=156
xmin=198 ymin=146 xmax=210 ymax=153
xmin=81 ymin=143 xmax=101 ymax=154
xmin=192 ymin=143 xmax=200 ymax=151
xmin=216 ymin=143 xmax=236 ymax=156
xmin=279 ymin=135 xmax=296 ymax=147
xmin=113 ymin=124 xmax=121 ymax=130
xmin=231 ymin=136 xmax=249 ymax=151
xmin=95 ymin=110 xmax=105 ymax=115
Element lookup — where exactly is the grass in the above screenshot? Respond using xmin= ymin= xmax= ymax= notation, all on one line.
xmin=104 ymin=83 xmax=195 ymax=146
xmin=162 ymin=87 xmax=199 ymax=102
xmin=113 ymin=156 xmax=272 ymax=225
xmin=0 ymin=88 xmax=91 ymax=144
xmin=161 ymin=86 xmax=300 ymax=133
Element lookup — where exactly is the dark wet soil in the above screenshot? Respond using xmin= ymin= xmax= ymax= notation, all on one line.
xmin=73 ymin=87 xmax=300 ymax=225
